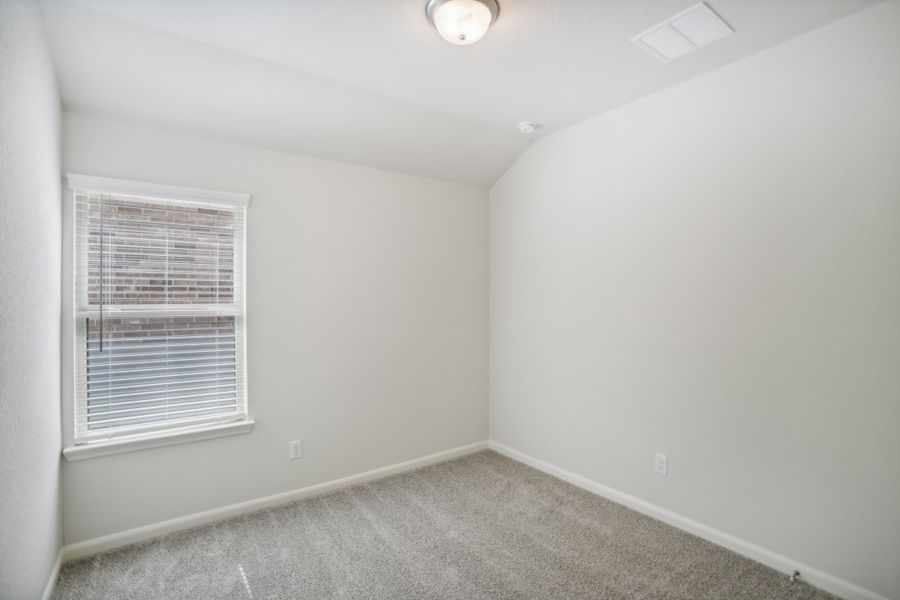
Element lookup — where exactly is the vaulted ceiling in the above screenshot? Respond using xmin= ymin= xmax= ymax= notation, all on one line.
xmin=41 ymin=0 xmax=878 ymax=187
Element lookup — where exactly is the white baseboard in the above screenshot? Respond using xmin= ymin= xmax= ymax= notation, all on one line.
xmin=41 ymin=547 xmax=64 ymax=600
xmin=488 ymin=440 xmax=891 ymax=600
xmin=62 ymin=440 xmax=488 ymax=562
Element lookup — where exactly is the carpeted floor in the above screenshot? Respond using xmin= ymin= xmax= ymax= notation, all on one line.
xmin=53 ymin=451 xmax=838 ymax=600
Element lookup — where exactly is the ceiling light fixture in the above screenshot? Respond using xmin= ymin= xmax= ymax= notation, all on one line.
xmin=426 ymin=0 xmax=499 ymax=46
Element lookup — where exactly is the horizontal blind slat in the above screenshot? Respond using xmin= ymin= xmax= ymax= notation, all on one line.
xmin=76 ymin=364 xmax=238 ymax=381
xmin=78 ymin=375 xmax=238 ymax=395
xmin=80 ymin=380 xmax=238 ymax=401
xmin=85 ymin=404 xmax=241 ymax=430
xmin=79 ymin=394 xmax=240 ymax=417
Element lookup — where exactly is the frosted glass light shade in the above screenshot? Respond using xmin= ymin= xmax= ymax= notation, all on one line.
xmin=427 ymin=0 xmax=499 ymax=46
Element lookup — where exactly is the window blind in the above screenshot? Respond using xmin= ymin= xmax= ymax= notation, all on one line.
xmin=73 ymin=190 xmax=247 ymax=442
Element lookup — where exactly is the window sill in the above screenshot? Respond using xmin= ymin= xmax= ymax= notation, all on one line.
xmin=62 ymin=419 xmax=256 ymax=461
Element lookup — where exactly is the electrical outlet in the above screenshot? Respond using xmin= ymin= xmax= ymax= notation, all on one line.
xmin=654 ymin=452 xmax=668 ymax=475
xmin=289 ymin=440 xmax=303 ymax=460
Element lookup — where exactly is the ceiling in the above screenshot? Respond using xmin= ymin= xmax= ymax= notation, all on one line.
xmin=41 ymin=0 xmax=878 ymax=187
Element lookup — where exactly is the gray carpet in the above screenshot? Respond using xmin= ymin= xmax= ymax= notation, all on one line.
xmin=53 ymin=451 xmax=838 ymax=600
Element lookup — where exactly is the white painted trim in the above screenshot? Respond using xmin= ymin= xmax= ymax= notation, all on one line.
xmin=63 ymin=419 xmax=256 ymax=461
xmin=41 ymin=548 xmax=64 ymax=600
xmin=488 ymin=440 xmax=892 ymax=600
xmin=65 ymin=173 xmax=250 ymax=207
xmin=61 ymin=441 xmax=488 ymax=561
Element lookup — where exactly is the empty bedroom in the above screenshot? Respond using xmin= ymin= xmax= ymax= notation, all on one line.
xmin=1 ymin=0 xmax=898 ymax=599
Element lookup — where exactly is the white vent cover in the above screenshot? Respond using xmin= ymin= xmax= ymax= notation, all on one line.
xmin=632 ymin=3 xmax=734 ymax=63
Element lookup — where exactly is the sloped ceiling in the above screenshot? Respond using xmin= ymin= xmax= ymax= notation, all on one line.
xmin=42 ymin=0 xmax=878 ymax=187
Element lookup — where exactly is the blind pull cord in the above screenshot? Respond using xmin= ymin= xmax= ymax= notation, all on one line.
xmin=99 ymin=193 xmax=104 ymax=353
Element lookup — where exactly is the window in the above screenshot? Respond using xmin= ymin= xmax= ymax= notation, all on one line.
xmin=70 ymin=176 xmax=249 ymax=444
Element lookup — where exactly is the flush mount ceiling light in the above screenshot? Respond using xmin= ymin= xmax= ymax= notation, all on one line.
xmin=426 ymin=0 xmax=500 ymax=46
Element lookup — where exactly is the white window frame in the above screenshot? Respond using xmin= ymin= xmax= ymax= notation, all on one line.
xmin=62 ymin=174 xmax=254 ymax=461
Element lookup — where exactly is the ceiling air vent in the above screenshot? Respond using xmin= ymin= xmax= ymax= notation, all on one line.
xmin=631 ymin=2 xmax=734 ymax=63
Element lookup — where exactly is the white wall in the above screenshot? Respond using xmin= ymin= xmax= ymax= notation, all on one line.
xmin=0 ymin=0 xmax=63 ymax=598
xmin=490 ymin=3 xmax=900 ymax=599
xmin=61 ymin=112 xmax=489 ymax=543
